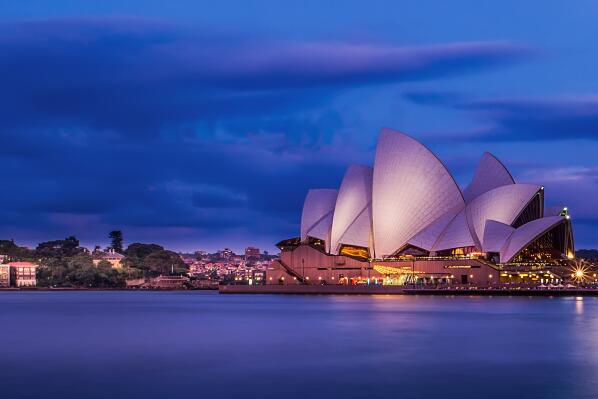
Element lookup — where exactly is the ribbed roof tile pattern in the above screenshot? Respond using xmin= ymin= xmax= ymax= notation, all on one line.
xmin=336 ymin=206 xmax=372 ymax=252
xmin=463 ymin=152 xmax=515 ymax=203
xmin=330 ymin=165 xmax=373 ymax=254
xmin=406 ymin=207 xmax=461 ymax=251
xmin=482 ymin=220 xmax=515 ymax=253
xmin=372 ymin=128 xmax=465 ymax=257
xmin=432 ymin=208 xmax=476 ymax=251
xmin=465 ymin=183 xmax=541 ymax=248
xmin=300 ymin=189 xmax=338 ymax=242
xmin=295 ymin=128 xmax=573 ymax=264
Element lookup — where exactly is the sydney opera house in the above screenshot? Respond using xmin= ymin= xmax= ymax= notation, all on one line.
xmin=268 ymin=128 xmax=575 ymax=286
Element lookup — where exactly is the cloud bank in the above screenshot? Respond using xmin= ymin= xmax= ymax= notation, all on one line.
xmin=0 ymin=17 xmax=541 ymax=250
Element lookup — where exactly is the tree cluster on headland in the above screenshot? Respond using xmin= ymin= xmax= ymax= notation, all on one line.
xmin=0 ymin=232 xmax=187 ymax=288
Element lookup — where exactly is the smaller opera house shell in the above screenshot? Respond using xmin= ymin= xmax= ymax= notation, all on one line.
xmin=271 ymin=128 xmax=574 ymax=286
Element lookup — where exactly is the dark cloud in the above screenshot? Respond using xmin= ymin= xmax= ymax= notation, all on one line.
xmin=403 ymin=91 xmax=598 ymax=142
xmin=0 ymin=17 xmax=531 ymax=136
xmin=458 ymin=97 xmax=598 ymax=141
xmin=0 ymin=16 xmax=535 ymax=250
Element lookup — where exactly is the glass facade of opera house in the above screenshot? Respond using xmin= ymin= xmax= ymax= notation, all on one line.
xmin=268 ymin=128 xmax=575 ymax=286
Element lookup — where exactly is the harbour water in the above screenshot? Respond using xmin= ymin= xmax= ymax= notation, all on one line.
xmin=1 ymin=291 xmax=597 ymax=399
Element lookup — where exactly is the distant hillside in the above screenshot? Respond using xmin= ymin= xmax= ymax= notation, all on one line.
xmin=576 ymin=249 xmax=598 ymax=260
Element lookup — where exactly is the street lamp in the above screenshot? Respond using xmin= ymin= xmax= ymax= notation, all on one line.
xmin=302 ymin=258 xmax=305 ymax=284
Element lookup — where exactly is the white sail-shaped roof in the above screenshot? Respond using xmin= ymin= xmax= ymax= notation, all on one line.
xmin=501 ymin=216 xmax=568 ymax=263
xmin=372 ymin=128 xmax=465 ymax=257
xmin=300 ymin=189 xmax=338 ymax=243
xmin=305 ymin=212 xmax=335 ymax=245
xmin=432 ymin=208 xmax=476 ymax=251
xmin=405 ymin=207 xmax=460 ymax=251
xmin=330 ymin=165 xmax=373 ymax=254
xmin=336 ymin=206 xmax=372 ymax=252
xmin=482 ymin=220 xmax=515 ymax=253
xmin=465 ymin=183 xmax=542 ymax=248
xmin=463 ymin=152 xmax=515 ymax=203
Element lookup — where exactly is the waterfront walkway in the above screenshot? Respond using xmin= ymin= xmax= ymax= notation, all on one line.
xmin=219 ymin=284 xmax=598 ymax=296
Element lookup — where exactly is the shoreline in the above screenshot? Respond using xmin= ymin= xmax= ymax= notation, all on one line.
xmin=218 ymin=284 xmax=598 ymax=297
xmin=0 ymin=287 xmax=217 ymax=292
xmin=2 ymin=286 xmax=597 ymax=297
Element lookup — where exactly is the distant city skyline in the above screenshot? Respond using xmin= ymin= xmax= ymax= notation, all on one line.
xmin=1 ymin=1 xmax=597 ymax=252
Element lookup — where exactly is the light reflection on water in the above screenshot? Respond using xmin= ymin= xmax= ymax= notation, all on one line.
xmin=1 ymin=291 xmax=597 ymax=399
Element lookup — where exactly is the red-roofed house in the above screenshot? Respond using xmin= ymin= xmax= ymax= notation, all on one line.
xmin=7 ymin=262 xmax=38 ymax=287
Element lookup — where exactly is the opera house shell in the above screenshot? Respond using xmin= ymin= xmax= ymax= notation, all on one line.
xmin=273 ymin=128 xmax=574 ymax=285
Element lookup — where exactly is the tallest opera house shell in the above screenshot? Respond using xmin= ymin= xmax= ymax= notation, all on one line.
xmin=372 ymin=128 xmax=465 ymax=258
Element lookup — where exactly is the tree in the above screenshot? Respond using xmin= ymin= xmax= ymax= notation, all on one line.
xmin=66 ymin=254 xmax=95 ymax=273
xmin=0 ymin=239 xmax=35 ymax=261
xmin=124 ymin=243 xmax=164 ymax=259
xmin=108 ymin=231 xmax=123 ymax=253
xmin=35 ymin=236 xmax=83 ymax=259
xmin=96 ymin=260 xmax=113 ymax=269
xmin=143 ymin=250 xmax=188 ymax=276
xmin=32 ymin=242 xmax=129 ymax=288
xmin=61 ymin=255 xmax=126 ymax=288
xmin=122 ymin=243 xmax=164 ymax=271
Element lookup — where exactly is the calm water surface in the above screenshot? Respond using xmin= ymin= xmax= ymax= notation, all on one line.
xmin=1 ymin=291 xmax=597 ymax=399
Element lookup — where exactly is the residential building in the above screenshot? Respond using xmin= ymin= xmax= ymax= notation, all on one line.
xmin=93 ymin=248 xmax=124 ymax=269
xmin=7 ymin=262 xmax=38 ymax=287
xmin=245 ymin=247 xmax=260 ymax=260
xmin=0 ymin=265 xmax=10 ymax=288
xmin=150 ymin=275 xmax=190 ymax=289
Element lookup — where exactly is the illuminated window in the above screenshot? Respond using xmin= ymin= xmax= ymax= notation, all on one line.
xmin=339 ymin=245 xmax=369 ymax=260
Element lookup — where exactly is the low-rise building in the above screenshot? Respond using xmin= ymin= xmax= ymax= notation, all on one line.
xmin=92 ymin=249 xmax=124 ymax=269
xmin=0 ymin=265 xmax=10 ymax=288
xmin=245 ymin=247 xmax=260 ymax=260
xmin=7 ymin=262 xmax=38 ymax=287
xmin=150 ymin=275 xmax=190 ymax=289
xmin=125 ymin=278 xmax=147 ymax=288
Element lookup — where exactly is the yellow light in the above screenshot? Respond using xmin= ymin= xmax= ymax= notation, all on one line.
xmin=489 ymin=275 xmax=493 ymax=278
xmin=469 ymin=274 xmax=473 ymax=278
xmin=339 ymin=245 xmax=369 ymax=259
xmin=575 ymin=270 xmax=584 ymax=278
xmin=318 ymin=276 xmax=322 ymax=280
xmin=567 ymin=252 xmax=574 ymax=259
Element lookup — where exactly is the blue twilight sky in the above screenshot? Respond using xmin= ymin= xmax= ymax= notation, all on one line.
xmin=1 ymin=0 xmax=597 ymax=252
